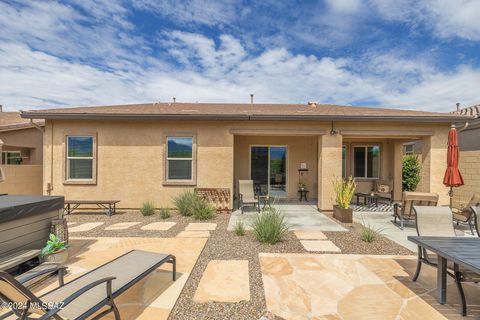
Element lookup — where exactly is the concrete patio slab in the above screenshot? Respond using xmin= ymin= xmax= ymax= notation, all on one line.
xmin=141 ymin=222 xmax=176 ymax=231
xmin=185 ymin=222 xmax=217 ymax=231
xmin=294 ymin=230 xmax=327 ymax=240
xmin=193 ymin=260 xmax=250 ymax=303
xmin=300 ymin=240 xmax=341 ymax=252
xmin=176 ymin=230 xmax=210 ymax=238
xmin=260 ymin=253 xmax=480 ymax=319
xmin=104 ymin=222 xmax=141 ymax=230
xmin=228 ymin=202 xmax=346 ymax=232
xmin=68 ymin=222 xmax=104 ymax=233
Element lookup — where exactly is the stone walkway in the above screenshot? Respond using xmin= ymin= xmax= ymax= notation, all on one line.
xmin=260 ymin=253 xmax=480 ymax=319
xmin=228 ymin=202 xmax=346 ymax=232
xmin=295 ymin=230 xmax=341 ymax=253
xmin=176 ymin=222 xmax=217 ymax=238
xmin=68 ymin=222 xmax=104 ymax=233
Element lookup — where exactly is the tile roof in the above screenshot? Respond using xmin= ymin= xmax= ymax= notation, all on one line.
xmin=21 ymin=102 xmax=473 ymax=122
xmin=0 ymin=112 xmax=44 ymax=131
xmin=452 ymin=104 xmax=480 ymax=117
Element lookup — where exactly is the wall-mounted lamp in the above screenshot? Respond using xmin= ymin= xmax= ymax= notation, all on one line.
xmin=330 ymin=121 xmax=338 ymax=135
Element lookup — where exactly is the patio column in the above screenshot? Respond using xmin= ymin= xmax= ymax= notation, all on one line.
xmin=317 ymin=133 xmax=342 ymax=211
xmin=393 ymin=141 xmax=403 ymax=201
xmin=421 ymin=133 xmax=449 ymax=205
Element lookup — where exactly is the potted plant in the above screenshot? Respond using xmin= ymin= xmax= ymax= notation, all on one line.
xmin=298 ymin=181 xmax=307 ymax=191
xmin=332 ymin=176 xmax=356 ymax=223
xmin=40 ymin=233 xmax=69 ymax=264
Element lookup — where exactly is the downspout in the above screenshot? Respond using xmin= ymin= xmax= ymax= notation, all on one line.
xmin=30 ymin=119 xmax=45 ymax=132
xmin=47 ymin=121 xmax=54 ymax=195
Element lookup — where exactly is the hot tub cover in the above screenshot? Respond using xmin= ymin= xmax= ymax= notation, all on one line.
xmin=0 ymin=195 xmax=64 ymax=223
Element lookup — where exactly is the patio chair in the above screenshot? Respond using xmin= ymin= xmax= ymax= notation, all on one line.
xmin=452 ymin=193 xmax=480 ymax=235
xmin=472 ymin=205 xmax=479 ymax=236
xmin=238 ymin=180 xmax=259 ymax=214
xmin=412 ymin=205 xmax=480 ymax=316
xmin=0 ymin=250 xmax=175 ymax=320
xmin=393 ymin=191 xmax=438 ymax=229
xmin=373 ymin=179 xmax=394 ymax=204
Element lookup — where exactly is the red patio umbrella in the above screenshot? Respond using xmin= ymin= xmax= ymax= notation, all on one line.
xmin=443 ymin=125 xmax=464 ymax=208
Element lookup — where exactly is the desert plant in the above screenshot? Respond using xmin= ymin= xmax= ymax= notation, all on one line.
xmin=252 ymin=207 xmax=289 ymax=244
xmin=360 ymin=224 xmax=383 ymax=243
xmin=140 ymin=201 xmax=156 ymax=216
xmin=173 ymin=191 xmax=198 ymax=216
xmin=40 ymin=234 xmax=68 ymax=257
xmin=333 ymin=176 xmax=357 ymax=209
xmin=298 ymin=181 xmax=307 ymax=189
xmin=234 ymin=221 xmax=246 ymax=236
xmin=192 ymin=198 xmax=216 ymax=220
xmin=159 ymin=207 xmax=171 ymax=219
xmin=402 ymin=155 xmax=421 ymax=191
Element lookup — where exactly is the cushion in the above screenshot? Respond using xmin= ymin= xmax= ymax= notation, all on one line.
xmin=378 ymin=184 xmax=390 ymax=193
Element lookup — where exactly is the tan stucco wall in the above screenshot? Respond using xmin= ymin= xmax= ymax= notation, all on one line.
xmin=453 ymin=150 xmax=480 ymax=207
xmin=0 ymin=165 xmax=43 ymax=195
xmin=0 ymin=127 xmax=43 ymax=164
xmin=43 ymin=119 xmax=451 ymax=209
xmin=233 ymin=135 xmax=318 ymax=201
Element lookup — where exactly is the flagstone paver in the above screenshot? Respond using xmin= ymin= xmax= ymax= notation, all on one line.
xmin=67 ymin=222 xmax=77 ymax=226
xmin=68 ymin=222 xmax=104 ymax=233
xmin=300 ymin=240 xmax=341 ymax=252
xmin=141 ymin=222 xmax=176 ymax=231
xmin=176 ymin=231 xmax=210 ymax=238
xmin=294 ymin=230 xmax=327 ymax=240
xmin=193 ymin=260 xmax=250 ymax=303
xmin=185 ymin=223 xmax=217 ymax=231
xmin=104 ymin=222 xmax=141 ymax=231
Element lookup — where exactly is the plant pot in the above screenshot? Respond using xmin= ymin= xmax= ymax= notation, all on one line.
xmin=333 ymin=205 xmax=353 ymax=223
xmin=43 ymin=249 xmax=69 ymax=265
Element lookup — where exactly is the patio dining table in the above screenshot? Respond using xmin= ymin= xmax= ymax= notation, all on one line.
xmin=408 ymin=236 xmax=480 ymax=311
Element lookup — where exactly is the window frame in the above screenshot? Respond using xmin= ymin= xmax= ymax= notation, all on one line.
xmin=2 ymin=151 xmax=22 ymax=165
xmin=163 ymin=134 xmax=197 ymax=186
xmin=404 ymin=144 xmax=414 ymax=155
xmin=63 ymin=134 xmax=97 ymax=185
xmin=352 ymin=144 xmax=380 ymax=179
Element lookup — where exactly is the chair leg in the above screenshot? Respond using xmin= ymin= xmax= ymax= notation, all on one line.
xmin=454 ymin=270 xmax=467 ymax=316
xmin=468 ymin=220 xmax=475 ymax=235
xmin=112 ymin=302 xmax=121 ymax=320
xmin=412 ymin=247 xmax=422 ymax=282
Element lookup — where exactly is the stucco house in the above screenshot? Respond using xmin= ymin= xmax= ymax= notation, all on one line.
xmin=0 ymin=110 xmax=44 ymax=195
xmin=20 ymin=102 xmax=472 ymax=211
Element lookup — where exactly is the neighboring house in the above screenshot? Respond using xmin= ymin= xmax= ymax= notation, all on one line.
xmin=20 ymin=102 xmax=471 ymax=210
xmin=0 ymin=110 xmax=44 ymax=195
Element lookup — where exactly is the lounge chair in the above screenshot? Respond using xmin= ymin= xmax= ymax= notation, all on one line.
xmin=238 ymin=180 xmax=259 ymax=214
xmin=452 ymin=193 xmax=480 ymax=235
xmin=472 ymin=205 xmax=479 ymax=236
xmin=393 ymin=192 xmax=438 ymax=229
xmin=412 ymin=206 xmax=480 ymax=316
xmin=373 ymin=179 xmax=394 ymax=204
xmin=0 ymin=250 xmax=175 ymax=319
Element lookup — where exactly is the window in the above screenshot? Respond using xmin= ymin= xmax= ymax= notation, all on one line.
xmin=342 ymin=145 xmax=346 ymax=178
xmin=353 ymin=145 xmax=379 ymax=178
xmin=66 ymin=136 xmax=94 ymax=180
xmin=404 ymin=144 xmax=414 ymax=155
xmin=166 ymin=137 xmax=193 ymax=181
xmin=1 ymin=151 xmax=22 ymax=165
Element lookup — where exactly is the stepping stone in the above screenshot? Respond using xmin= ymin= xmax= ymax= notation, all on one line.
xmin=294 ymin=230 xmax=327 ymax=240
xmin=193 ymin=260 xmax=250 ymax=303
xmin=67 ymin=222 xmax=76 ymax=226
xmin=185 ymin=223 xmax=217 ymax=231
xmin=300 ymin=240 xmax=341 ymax=253
xmin=141 ymin=222 xmax=176 ymax=231
xmin=69 ymin=222 xmax=104 ymax=233
xmin=104 ymin=222 xmax=140 ymax=231
xmin=176 ymin=231 xmax=210 ymax=238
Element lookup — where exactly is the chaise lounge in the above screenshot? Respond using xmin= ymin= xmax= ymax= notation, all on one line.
xmin=0 ymin=250 xmax=176 ymax=319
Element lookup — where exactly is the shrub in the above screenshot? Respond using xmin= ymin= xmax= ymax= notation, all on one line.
xmin=192 ymin=198 xmax=216 ymax=220
xmin=402 ymin=155 xmax=421 ymax=191
xmin=159 ymin=207 xmax=171 ymax=219
xmin=173 ymin=191 xmax=197 ymax=216
xmin=140 ymin=201 xmax=156 ymax=216
xmin=40 ymin=234 xmax=69 ymax=257
xmin=252 ymin=207 xmax=289 ymax=244
xmin=360 ymin=224 xmax=382 ymax=243
xmin=333 ymin=176 xmax=357 ymax=209
xmin=234 ymin=221 xmax=245 ymax=236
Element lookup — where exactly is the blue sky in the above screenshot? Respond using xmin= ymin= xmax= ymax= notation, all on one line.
xmin=1 ymin=0 xmax=480 ymax=112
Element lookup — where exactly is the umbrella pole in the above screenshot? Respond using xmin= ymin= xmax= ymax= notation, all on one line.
xmin=448 ymin=186 xmax=453 ymax=209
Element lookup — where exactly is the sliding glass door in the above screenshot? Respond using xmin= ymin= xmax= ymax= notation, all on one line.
xmin=250 ymin=146 xmax=287 ymax=197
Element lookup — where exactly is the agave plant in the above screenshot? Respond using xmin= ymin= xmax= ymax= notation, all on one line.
xmin=333 ymin=176 xmax=357 ymax=209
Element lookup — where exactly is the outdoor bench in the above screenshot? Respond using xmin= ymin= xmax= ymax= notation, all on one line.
xmin=64 ymin=200 xmax=120 ymax=216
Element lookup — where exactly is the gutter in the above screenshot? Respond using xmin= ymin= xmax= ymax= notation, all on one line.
xmin=30 ymin=119 xmax=45 ymax=132
xmin=20 ymin=112 xmax=473 ymax=123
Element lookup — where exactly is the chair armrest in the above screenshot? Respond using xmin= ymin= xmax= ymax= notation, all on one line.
xmin=16 ymin=264 xmax=67 ymax=287
xmin=40 ymin=276 xmax=116 ymax=319
xmin=239 ymin=193 xmax=243 ymax=201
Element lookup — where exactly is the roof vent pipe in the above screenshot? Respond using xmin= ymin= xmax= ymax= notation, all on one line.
xmin=0 ymin=105 xmax=2 ymax=112
xmin=307 ymin=101 xmax=318 ymax=108
xmin=250 ymin=94 xmax=254 ymax=104
xmin=456 ymin=102 xmax=460 ymax=111
xmin=173 ymin=97 xmax=176 ymax=104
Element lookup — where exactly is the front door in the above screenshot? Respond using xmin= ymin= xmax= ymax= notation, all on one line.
xmin=250 ymin=146 xmax=287 ymax=197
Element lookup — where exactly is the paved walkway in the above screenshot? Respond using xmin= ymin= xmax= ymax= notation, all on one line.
xmin=228 ymin=202 xmax=346 ymax=232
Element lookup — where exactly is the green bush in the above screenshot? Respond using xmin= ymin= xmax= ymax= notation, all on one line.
xmin=159 ymin=207 xmax=171 ymax=219
xmin=173 ymin=191 xmax=197 ymax=216
xmin=402 ymin=155 xmax=421 ymax=191
xmin=252 ymin=207 xmax=289 ymax=244
xmin=234 ymin=221 xmax=246 ymax=236
xmin=192 ymin=199 xmax=216 ymax=220
xmin=360 ymin=224 xmax=382 ymax=243
xmin=40 ymin=234 xmax=69 ymax=257
xmin=140 ymin=201 xmax=156 ymax=216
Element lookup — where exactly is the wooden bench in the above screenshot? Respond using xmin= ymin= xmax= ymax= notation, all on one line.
xmin=64 ymin=200 xmax=120 ymax=216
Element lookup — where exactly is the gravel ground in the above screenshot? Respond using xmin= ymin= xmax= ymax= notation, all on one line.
xmin=65 ymin=209 xmax=413 ymax=319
